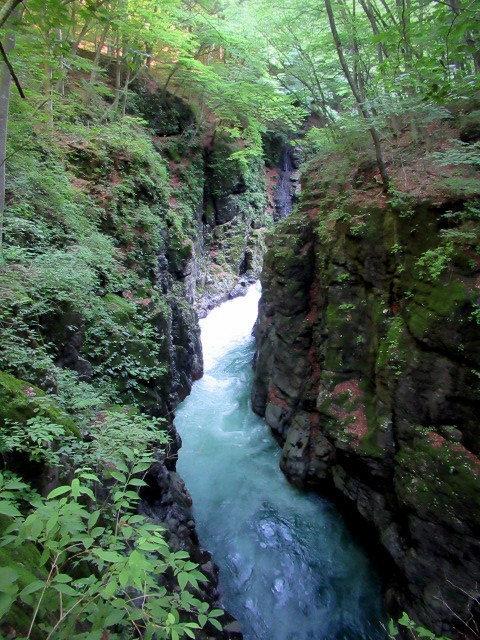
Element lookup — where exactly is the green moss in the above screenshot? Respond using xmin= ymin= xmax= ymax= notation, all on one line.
xmin=104 ymin=294 xmax=136 ymax=320
xmin=377 ymin=315 xmax=407 ymax=371
xmin=406 ymin=280 xmax=467 ymax=337
xmin=395 ymin=438 xmax=480 ymax=522
xmin=357 ymin=383 xmax=389 ymax=458
xmin=0 ymin=372 xmax=78 ymax=436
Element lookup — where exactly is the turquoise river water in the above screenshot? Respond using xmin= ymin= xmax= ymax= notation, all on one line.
xmin=175 ymin=284 xmax=386 ymax=640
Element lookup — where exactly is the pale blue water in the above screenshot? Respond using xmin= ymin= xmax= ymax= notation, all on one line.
xmin=175 ymin=285 xmax=385 ymax=640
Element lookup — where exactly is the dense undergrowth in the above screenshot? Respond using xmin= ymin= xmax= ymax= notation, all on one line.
xmin=0 ymin=67 xmax=234 ymax=636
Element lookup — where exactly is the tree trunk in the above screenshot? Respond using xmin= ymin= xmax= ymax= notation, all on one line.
xmin=358 ymin=0 xmax=388 ymax=63
xmin=324 ymin=0 xmax=389 ymax=188
xmin=0 ymin=0 xmax=22 ymax=30
xmin=121 ymin=67 xmax=130 ymax=117
xmin=0 ymin=7 xmax=19 ymax=261
xmin=89 ymin=24 xmax=109 ymax=88
xmin=112 ymin=35 xmax=122 ymax=114
xmin=58 ymin=28 xmax=66 ymax=97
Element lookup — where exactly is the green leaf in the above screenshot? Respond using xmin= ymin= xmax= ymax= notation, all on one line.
xmin=0 ymin=567 xmax=19 ymax=590
xmin=46 ymin=515 xmax=58 ymax=535
xmin=79 ymin=486 xmax=95 ymax=500
xmin=0 ymin=501 xmax=21 ymax=517
xmin=102 ymin=579 xmax=117 ymax=599
xmin=71 ymin=478 xmax=81 ymax=499
xmin=177 ymin=571 xmax=189 ymax=590
xmin=137 ymin=541 xmax=160 ymax=551
xmin=124 ymin=491 xmax=140 ymax=500
xmin=19 ymin=580 xmax=45 ymax=598
xmin=47 ymin=485 xmax=71 ymax=500
xmin=120 ymin=446 xmax=134 ymax=461
xmin=398 ymin=612 xmax=414 ymax=628
xmin=210 ymin=618 xmax=223 ymax=632
xmin=108 ymin=470 xmax=127 ymax=483
xmin=53 ymin=583 xmax=78 ymax=596
xmin=118 ymin=569 xmax=130 ymax=587
xmin=79 ymin=473 xmax=100 ymax=482
xmin=4 ymin=478 xmax=28 ymax=490
xmin=120 ymin=525 xmax=133 ymax=538
xmin=94 ymin=549 xmax=124 ymax=563
xmin=127 ymin=514 xmax=145 ymax=524
xmin=53 ymin=574 xmax=72 ymax=583
xmin=388 ymin=619 xmax=399 ymax=636
xmin=198 ymin=614 xmax=208 ymax=628
xmin=39 ymin=548 xmax=50 ymax=567
xmin=416 ymin=628 xmax=436 ymax=639
xmin=0 ymin=592 xmax=18 ymax=618
xmin=114 ymin=460 xmax=129 ymax=473
xmin=0 ymin=535 xmax=16 ymax=547
xmin=104 ymin=608 xmax=126 ymax=626
xmin=88 ymin=510 xmax=101 ymax=529
xmin=83 ymin=536 xmax=94 ymax=549
xmin=209 ymin=609 xmax=224 ymax=617
xmin=132 ymin=462 xmax=151 ymax=473
xmin=128 ymin=478 xmax=147 ymax=487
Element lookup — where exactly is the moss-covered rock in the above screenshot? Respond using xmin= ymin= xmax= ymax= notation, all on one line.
xmin=252 ymin=171 xmax=480 ymax=634
xmin=0 ymin=372 xmax=78 ymax=436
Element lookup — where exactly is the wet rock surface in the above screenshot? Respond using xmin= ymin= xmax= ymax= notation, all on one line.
xmin=251 ymin=186 xmax=480 ymax=635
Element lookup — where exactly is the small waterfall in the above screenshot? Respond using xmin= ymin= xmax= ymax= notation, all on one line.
xmin=274 ymin=146 xmax=301 ymax=220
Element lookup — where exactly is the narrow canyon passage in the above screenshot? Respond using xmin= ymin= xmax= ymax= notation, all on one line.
xmin=175 ymin=285 xmax=386 ymax=640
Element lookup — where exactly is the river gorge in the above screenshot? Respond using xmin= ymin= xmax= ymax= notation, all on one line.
xmin=175 ymin=284 xmax=386 ymax=640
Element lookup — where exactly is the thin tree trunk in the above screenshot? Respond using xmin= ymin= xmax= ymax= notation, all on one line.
xmin=89 ymin=24 xmax=109 ymax=88
xmin=324 ymin=0 xmax=389 ymax=188
xmin=70 ymin=18 xmax=93 ymax=56
xmin=0 ymin=0 xmax=22 ymax=30
xmin=0 ymin=7 xmax=18 ymax=261
xmin=58 ymin=28 xmax=66 ymax=97
xmin=112 ymin=35 xmax=122 ymax=113
xmin=358 ymin=0 xmax=388 ymax=63
xmin=466 ymin=31 xmax=480 ymax=72
xmin=121 ymin=67 xmax=130 ymax=117
xmin=47 ymin=62 xmax=54 ymax=128
xmin=378 ymin=0 xmax=399 ymax=27
xmin=45 ymin=28 xmax=54 ymax=130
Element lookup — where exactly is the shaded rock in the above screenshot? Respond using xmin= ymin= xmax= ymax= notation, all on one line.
xmin=251 ymin=192 xmax=480 ymax=635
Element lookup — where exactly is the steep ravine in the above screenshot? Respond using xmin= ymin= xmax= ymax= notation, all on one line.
xmin=174 ymin=285 xmax=386 ymax=640
xmin=251 ymin=169 xmax=480 ymax=635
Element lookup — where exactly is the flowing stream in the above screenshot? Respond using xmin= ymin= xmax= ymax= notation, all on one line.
xmin=175 ymin=284 xmax=386 ymax=640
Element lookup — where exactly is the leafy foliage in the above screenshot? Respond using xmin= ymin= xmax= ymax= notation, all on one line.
xmin=0 ymin=447 xmax=223 ymax=639
xmin=387 ymin=612 xmax=451 ymax=640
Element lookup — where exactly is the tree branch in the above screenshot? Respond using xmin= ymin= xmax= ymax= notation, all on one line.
xmin=0 ymin=40 xmax=24 ymax=98
xmin=0 ymin=0 xmax=23 ymax=30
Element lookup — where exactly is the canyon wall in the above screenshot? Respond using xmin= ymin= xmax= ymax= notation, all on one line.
xmin=251 ymin=161 xmax=480 ymax=635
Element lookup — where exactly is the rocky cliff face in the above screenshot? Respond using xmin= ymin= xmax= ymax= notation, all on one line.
xmin=251 ymin=161 xmax=480 ymax=634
